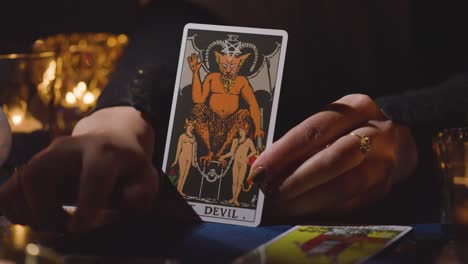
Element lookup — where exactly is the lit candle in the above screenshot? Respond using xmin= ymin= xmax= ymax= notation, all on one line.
xmin=83 ymin=91 xmax=95 ymax=105
xmin=5 ymin=107 xmax=43 ymax=133
xmin=73 ymin=81 xmax=87 ymax=99
xmin=11 ymin=113 xmax=23 ymax=126
xmin=61 ymin=81 xmax=99 ymax=112
xmin=65 ymin=91 xmax=77 ymax=105
xmin=9 ymin=115 xmax=43 ymax=133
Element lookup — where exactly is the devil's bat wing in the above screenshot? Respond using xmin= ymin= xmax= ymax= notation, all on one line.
xmin=248 ymin=42 xmax=282 ymax=95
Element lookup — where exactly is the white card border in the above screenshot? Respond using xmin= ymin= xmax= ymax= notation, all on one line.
xmin=243 ymin=225 xmax=412 ymax=262
xmin=162 ymin=23 xmax=288 ymax=227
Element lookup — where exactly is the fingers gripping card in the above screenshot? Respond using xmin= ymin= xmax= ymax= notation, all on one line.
xmin=163 ymin=23 xmax=288 ymax=226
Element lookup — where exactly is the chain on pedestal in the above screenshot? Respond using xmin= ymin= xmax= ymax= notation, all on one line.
xmin=193 ymin=142 xmax=233 ymax=183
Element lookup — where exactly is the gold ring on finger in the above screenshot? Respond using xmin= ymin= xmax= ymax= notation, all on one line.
xmin=349 ymin=132 xmax=373 ymax=156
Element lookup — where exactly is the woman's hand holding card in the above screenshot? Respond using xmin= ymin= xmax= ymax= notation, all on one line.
xmin=251 ymin=94 xmax=419 ymax=218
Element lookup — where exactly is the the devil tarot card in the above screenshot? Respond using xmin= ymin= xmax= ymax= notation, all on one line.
xmin=163 ymin=23 xmax=288 ymax=226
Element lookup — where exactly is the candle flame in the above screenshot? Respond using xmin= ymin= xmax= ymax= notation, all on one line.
xmin=11 ymin=114 xmax=23 ymax=125
xmin=4 ymin=101 xmax=27 ymax=128
xmin=26 ymin=244 xmax=40 ymax=256
xmin=83 ymin=92 xmax=95 ymax=105
xmin=65 ymin=92 xmax=77 ymax=105
xmin=117 ymin=34 xmax=128 ymax=44
xmin=73 ymin=82 xmax=87 ymax=99
xmin=107 ymin=37 xmax=117 ymax=47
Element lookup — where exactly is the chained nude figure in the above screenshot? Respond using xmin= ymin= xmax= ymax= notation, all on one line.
xmin=218 ymin=122 xmax=256 ymax=206
xmin=171 ymin=118 xmax=197 ymax=196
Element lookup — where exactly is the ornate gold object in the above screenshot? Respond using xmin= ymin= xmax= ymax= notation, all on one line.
xmin=0 ymin=224 xmax=64 ymax=263
xmin=433 ymin=127 xmax=468 ymax=225
xmin=32 ymin=33 xmax=128 ymax=135
xmin=0 ymin=51 xmax=57 ymax=133
xmin=349 ymin=132 xmax=373 ymax=156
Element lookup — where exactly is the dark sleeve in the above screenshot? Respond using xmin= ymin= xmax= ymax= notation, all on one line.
xmin=373 ymin=73 xmax=468 ymax=223
xmin=93 ymin=2 xmax=218 ymax=166
xmin=375 ymin=73 xmax=468 ymax=131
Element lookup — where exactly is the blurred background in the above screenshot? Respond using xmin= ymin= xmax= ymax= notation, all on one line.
xmin=0 ymin=0 xmax=154 ymax=177
xmin=0 ymin=0 xmax=145 ymax=136
xmin=0 ymin=1 xmax=467 ymax=132
xmin=0 ymin=0 xmax=146 ymax=53
xmin=0 ymin=0 xmax=466 ymax=85
xmin=0 ymin=0 xmax=466 ymax=152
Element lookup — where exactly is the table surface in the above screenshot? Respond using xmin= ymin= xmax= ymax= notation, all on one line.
xmin=0 ymin=218 xmax=457 ymax=263
xmin=191 ymin=223 xmax=457 ymax=263
xmin=0 ymin=132 xmax=454 ymax=263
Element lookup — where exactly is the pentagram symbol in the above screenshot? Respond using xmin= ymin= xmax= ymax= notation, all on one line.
xmin=222 ymin=35 xmax=242 ymax=59
xmin=203 ymin=34 xmax=259 ymax=74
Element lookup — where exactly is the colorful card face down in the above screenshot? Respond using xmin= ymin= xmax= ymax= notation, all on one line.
xmin=163 ymin=23 xmax=288 ymax=226
xmin=235 ymin=225 xmax=412 ymax=264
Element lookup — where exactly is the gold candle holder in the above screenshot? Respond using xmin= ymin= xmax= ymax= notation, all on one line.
xmin=0 ymin=51 xmax=57 ymax=134
xmin=32 ymin=33 xmax=129 ymax=135
xmin=433 ymin=127 xmax=468 ymax=225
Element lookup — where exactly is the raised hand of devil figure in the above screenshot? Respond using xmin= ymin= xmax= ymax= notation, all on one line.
xmin=187 ymin=53 xmax=202 ymax=72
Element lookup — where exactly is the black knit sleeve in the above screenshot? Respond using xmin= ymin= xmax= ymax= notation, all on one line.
xmin=93 ymin=2 xmax=218 ymax=166
xmin=375 ymin=73 xmax=468 ymax=132
xmin=372 ymin=74 xmax=467 ymax=223
xmin=96 ymin=2 xmax=215 ymax=119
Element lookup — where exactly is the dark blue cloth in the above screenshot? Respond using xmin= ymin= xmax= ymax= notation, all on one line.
xmin=179 ymin=222 xmax=445 ymax=263
xmin=182 ymin=223 xmax=291 ymax=262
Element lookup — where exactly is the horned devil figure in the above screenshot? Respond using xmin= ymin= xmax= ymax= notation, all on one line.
xmin=187 ymin=35 xmax=264 ymax=166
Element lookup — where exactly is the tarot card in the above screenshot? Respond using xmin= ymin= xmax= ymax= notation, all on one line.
xmin=235 ymin=225 xmax=412 ymax=264
xmin=162 ymin=23 xmax=288 ymax=226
